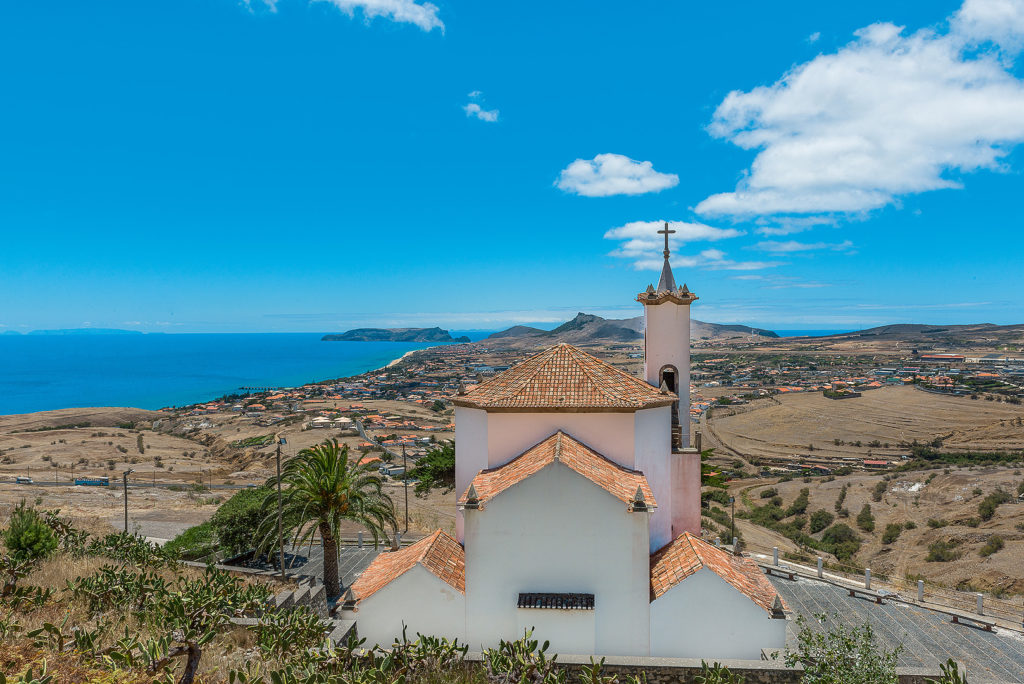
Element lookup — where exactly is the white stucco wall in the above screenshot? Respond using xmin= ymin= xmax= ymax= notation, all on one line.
xmin=455 ymin=406 xmax=488 ymax=542
xmin=464 ymin=462 xmax=652 ymax=656
xmin=633 ymin=406 xmax=672 ymax=550
xmin=484 ymin=412 xmax=636 ymax=469
xmin=649 ymin=568 xmax=786 ymax=660
xmin=355 ymin=565 xmax=466 ymax=649
xmin=642 ymin=302 xmax=691 ymax=448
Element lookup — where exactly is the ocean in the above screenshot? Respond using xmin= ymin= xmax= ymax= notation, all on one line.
xmin=0 ymin=332 xmax=487 ymax=416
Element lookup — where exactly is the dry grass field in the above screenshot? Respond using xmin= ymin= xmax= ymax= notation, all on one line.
xmin=705 ymin=386 xmax=1024 ymax=463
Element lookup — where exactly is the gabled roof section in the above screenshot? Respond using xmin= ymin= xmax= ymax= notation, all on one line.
xmin=458 ymin=431 xmax=656 ymax=510
xmin=650 ymin=532 xmax=785 ymax=615
xmin=350 ymin=529 xmax=464 ymax=602
xmin=451 ymin=343 xmax=674 ymax=411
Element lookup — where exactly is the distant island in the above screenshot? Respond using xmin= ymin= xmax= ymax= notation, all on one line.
xmin=322 ymin=327 xmax=471 ymax=343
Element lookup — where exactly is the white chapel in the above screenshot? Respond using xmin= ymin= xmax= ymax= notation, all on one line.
xmin=345 ymin=227 xmax=787 ymax=659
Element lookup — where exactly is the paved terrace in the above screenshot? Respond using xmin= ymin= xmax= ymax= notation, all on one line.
xmin=768 ymin=574 xmax=1024 ymax=684
xmin=237 ymin=543 xmax=389 ymax=592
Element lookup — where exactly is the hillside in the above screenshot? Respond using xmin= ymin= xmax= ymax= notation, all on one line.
xmin=482 ymin=313 xmax=778 ymax=347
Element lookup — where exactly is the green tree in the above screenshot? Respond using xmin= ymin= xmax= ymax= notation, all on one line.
xmin=2 ymin=501 xmax=57 ymax=562
xmin=257 ymin=439 xmax=396 ymax=598
xmin=409 ymin=441 xmax=456 ymax=496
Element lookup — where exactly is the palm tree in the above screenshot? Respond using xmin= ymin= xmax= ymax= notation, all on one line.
xmin=258 ymin=438 xmax=396 ymax=598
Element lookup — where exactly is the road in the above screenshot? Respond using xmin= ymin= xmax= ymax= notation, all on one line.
xmin=0 ymin=481 xmax=252 ymax=490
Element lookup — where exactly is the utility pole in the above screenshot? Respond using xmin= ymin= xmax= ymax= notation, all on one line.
xmin=730 ymin=496 xmax=736 ymax=544
xmin=276 ymin=436 xmax=286 ymax=580
xmin=123 ymin=469 xmax=134 ymax=532
xmin=402 ymin=445 xmax=409 ymax=533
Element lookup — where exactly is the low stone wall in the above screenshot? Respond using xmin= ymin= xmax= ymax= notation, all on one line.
xmin=464 ymin=653 xmax=944 ymax=684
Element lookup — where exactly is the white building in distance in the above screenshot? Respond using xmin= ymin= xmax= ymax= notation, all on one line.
xmin=346 ymin=226 xmax=787 ymax=659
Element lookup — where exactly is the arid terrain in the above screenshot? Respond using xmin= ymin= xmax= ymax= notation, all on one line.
xmin=705 ymin=385 xmax=1024 ymax=464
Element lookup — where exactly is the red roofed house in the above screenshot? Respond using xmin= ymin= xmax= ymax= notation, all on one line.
xmin=343 ymin=231 xmax=786 ymax=659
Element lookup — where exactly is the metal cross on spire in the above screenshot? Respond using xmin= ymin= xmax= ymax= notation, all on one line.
xmin=656 ymin=222 xmax=678 ymax=292
xmin=658 ymin=221 xmax=675 ymax=258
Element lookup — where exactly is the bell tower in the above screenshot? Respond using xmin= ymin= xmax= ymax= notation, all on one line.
xmin=637 ymin=222 xmax=698 ymax=449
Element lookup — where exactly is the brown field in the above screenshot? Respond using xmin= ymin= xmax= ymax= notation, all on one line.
xmin=705 ymin=385 xmax=1024 ymax=464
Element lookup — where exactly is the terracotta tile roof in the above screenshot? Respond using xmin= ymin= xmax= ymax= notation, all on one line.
xmin=451 ymin=343 xmax=674 ymax=411
xmin=458 ymin=431 xmax=656 ymax=509
xmin=649 ymin=532 xmax=785 ymax=614
xmin=350 ymin=529 xmax=464 ymax=602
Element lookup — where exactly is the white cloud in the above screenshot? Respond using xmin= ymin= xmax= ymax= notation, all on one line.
xmin=467 ymin=90 xmax=483 ymax=99
xmin=754 ymin=216 xmax=837 ymax=236
xmin=463 ymin=102 xmax=499 ymax=122
xmin=754 ymin=239 xmax=854 ymax=253
xmin=314 ymin=0 xmax=443 ymax=32
xmin=697 ymin=0 xmax=1024 ymax=217
xmin=954 ymin=0 xmax=1024 ymax=51
xmin=808 ymin=31 xmax=821 ymax=43
xmin=556 ymin=154 xmax=679 ymax=197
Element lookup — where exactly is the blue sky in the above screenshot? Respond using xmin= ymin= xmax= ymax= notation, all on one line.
xmin=2 ymin=0 xmax=1023 ymax=333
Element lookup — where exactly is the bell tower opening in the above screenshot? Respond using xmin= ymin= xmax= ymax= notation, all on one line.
xmin=659 ymin=365 xmax=679 ymax=424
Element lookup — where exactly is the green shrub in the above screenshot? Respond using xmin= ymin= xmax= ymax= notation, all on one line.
xmin=785 ymin=615 xmax=900 ymax=683
xmin=926 ymin=540 xmax=960 ymax=562
xmin=834 ymin=484 xmax=848 ymax=512
xmin=164 ymin=521 xmax=217 ymax=560
xmin=881 ymin=523 xmax=902 ymax=544
xmin=904 ymin=520 xmax=917 ymax=530
xmin=210 ymin=486 xmax=273 ymax=555
xmin=821 ymin=523 xmax=861 ymax=561
xmin=979 ymin=535 xmax=1004 ymax=557
xmin=760 ymin=487 xmax=778 ymax=499
xmin=703 ymin=489 xmax=731 ymax=506
xmin=856 ymin=504 xmax=875 ymax=533
xmin=809 ymin=509 xmax=834 ymax=534
xmin=927 ymin=518 xmax=948 ymax=529
xmin=785 ymin=488 xmax=810 ymax=517
xmin=978 ymin=489 xmax=1011 ymax=521
xmin=871 ymin=481 xmax=887 ymax=502
xmin=2 ymin=501 xmax=57 ymax=562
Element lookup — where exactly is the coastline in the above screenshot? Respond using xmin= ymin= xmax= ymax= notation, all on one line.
xmin=386 ymin=350 xmax=418 ymax=369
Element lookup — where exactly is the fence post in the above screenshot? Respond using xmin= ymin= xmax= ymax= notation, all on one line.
xmin=918 ymin=580 xmax=924 ymax=602
xmin=865 ymin=568 xmax=871 ymax=590
xmin=358 ymin=531 xmax=363 ymax=549
xmin=732 ymin=536 xmax=738 ymax=550
xmin=817 ymin=557 xmax=823 ymax=578
xmin=773 ymin=547 xmax=779 ymax=566
xmin=396 ymin=532 xmax=402 ymax=547
xmin=977 ymin=593 xmax=984 ymax=615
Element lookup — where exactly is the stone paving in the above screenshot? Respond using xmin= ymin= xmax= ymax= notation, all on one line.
xmin=768 ymin=575 xmax=1024 ymax=683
